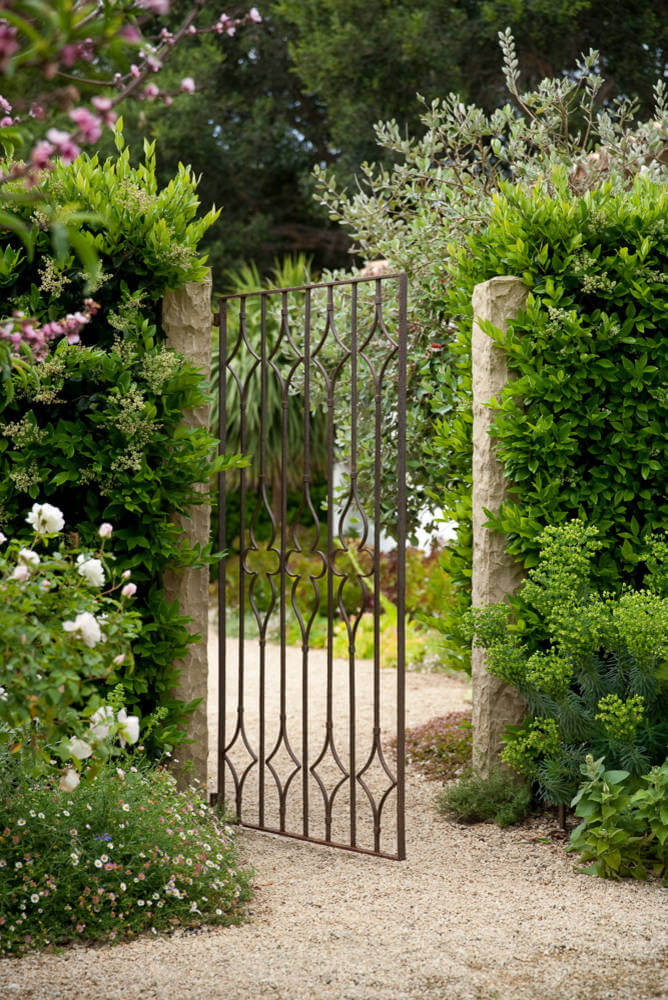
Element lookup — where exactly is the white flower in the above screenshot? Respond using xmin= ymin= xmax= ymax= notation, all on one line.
xmin=113 ymin=653 xmax=125 ymax=666
xmin=18 ymin=548 xmax=40 ymax=567
xmin=68 ymin=737 xmax=93 ymax=761
xmin=26 ymin=502 xmax=65 ymax=535
xmin=89 ymin=706 xmax=114 ymax=741
xmin=12 ymin=564 xmax=30 ymax=582
xmin=98 ymin=523 xmax=113 ymax=539
xmin=0 ymin=531 xmax=6 ymax=544
xmin=117 ymin=709 xmax=140 ymax=747
xmin=121 ymin=582 xmax=137 ymax=598
xmin=63 ymin=611 xmax=102 ymax=648
xmin=122 ymin=570 xmax=131 ymax=579
xmin=59 ymin=768 xmax=80 ymax=792
xmin=0 ymin=687 xmax=7 ymax=703
xmin=76 ymin=555 xmax=105 ymax=587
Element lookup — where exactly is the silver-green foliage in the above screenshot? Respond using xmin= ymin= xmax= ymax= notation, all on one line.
xmin=314 ymin=32 xmax=668 ymax=526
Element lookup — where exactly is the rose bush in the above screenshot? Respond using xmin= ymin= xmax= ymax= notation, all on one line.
xmin=0 ymin=501 xmax=141 ymax=761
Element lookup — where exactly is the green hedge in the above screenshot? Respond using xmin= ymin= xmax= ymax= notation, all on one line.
xmin=0 ymin=130 xmax=233 ymax=751
xmin=437 ymin=172 xmax=668 ymax=605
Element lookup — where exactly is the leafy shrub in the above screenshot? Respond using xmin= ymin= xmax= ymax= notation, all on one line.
xmin=445 ymin=172 xmax=668 ymax=586
xmin=0 ymin=503 xmax=140 ymax=754
xmin=470 ymin=521 xmax=668 ymax=805
xmin=437 ymin=767 xmax=531 ymax=827
xmin=0 ymin=130 xmax=237 ymax=751
xmin=393 ymin=711 xmax=472 ymax=782
xmin=569 ymin=755 xmax=668 ymax=883
xmin=0 ymin=745 xmax=252 ymax=955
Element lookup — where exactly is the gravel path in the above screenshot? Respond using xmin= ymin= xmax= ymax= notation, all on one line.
xmin=2 ymin=631 xmax=667 ymax=1000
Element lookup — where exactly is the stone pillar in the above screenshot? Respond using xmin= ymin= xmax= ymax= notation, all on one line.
xmin=471 ymin=276 xmax=528 ymax=774
xmin=161 ymin=273 xmax=212 ymax=787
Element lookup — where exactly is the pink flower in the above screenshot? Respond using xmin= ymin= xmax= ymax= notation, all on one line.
xmin=60 ymin=39 xmax=94 ymax=68
xmin=248 ymin=7 xmax=262 ymax=22
xmin=69 ymin=107 xmax=103 ymax=144
xmin=121 ymin=583 xmax=137 ymax=598
xmin=98 ymin=522 xmax=113 ymax=539
xmin=0 ymin=95 xmax=11 ymax=114
xmin=217 ymin=15 xmax=236 ymax=36
xmin=130 ymin=64 xmax=141 ymax=78
xmin=120 ymin=25 xmax=142 ymax=43
xmin=91 ymin=95 xmax=117 ymax=127
xmin=0 ymin=116 xmax=13 ymax=127
xmin=30 ymin=140 xmax=53 ymax=170
xmin=45 ymin=128 xmax=80 ymax=164
xmin=180 ymin=77 xmax=195 ymax=94
xmin=0 ymin=21 xmax=19 ymax=71
xmin=144 ymin=83 xmax=159 ymax=100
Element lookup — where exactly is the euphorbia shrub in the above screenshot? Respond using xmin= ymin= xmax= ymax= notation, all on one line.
xmin=469 ymin=521 xmax=668 ymax=805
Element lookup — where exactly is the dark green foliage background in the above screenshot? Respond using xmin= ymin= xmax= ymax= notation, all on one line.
xmin=84 ymin=0 xmax=668 ymax=280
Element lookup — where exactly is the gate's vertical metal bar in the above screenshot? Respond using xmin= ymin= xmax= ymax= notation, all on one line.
xmin=279 ymin=291 xmax=289 ymax=831
xmin=324 ymin=283 xmax=336 ymax=842
xmin=349 ymin=283 xmax=358 ymax=847
xmin=237 ymin=297 xmax=248 ymax=818
xmin=372 ymin=278 xmax=383 ymax=854
xmin=258 ymin=294 xmax=267 ymax=827
xmin=217 ymin=301 xmax=228 ymax=806
xmin=396 ymin=273 xmax=408 ymax=861
xmin=302 ymin=288 xmax=311 ymax=837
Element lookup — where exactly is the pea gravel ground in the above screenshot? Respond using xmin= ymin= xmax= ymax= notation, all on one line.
xmin=2 ymin=634 xmax=666 ymax=1000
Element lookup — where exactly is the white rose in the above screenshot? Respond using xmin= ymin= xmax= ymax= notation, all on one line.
xmin=12 ymin=564 xmax=30 ymax=582
xmin=63 ymin=611 xmax=102 ymax=648
xmin=76 ymin=555 xmax=105 ymax=588
xmin=0 ymin=531 xmax=6 ymax=544
xmin=117 ymin=708 xmax=140 ymax=747
xmin=26 ymin=502 xmax=65 ymax=535
xmin=68 ymin=737 xmax=93 ymax=761
xmin=59 ymin=768 xmax=80 ymax=792
xmin=0 ymin=686 xmax=8 ymax=702
xmin=98 ymin=523 xmax=113 ymax=539
xmin=18 ymin=548 xmax=40 ymax=567
xmin=89 ymin=705 xmax=114 ymax=741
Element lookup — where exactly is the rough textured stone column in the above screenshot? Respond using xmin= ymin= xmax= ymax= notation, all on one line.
xmin=471 ymin=276 xmax=528 ymax=774
xmin=161 ymin=273 xmax=212 ymax=787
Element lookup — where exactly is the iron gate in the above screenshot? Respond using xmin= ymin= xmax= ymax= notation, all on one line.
xmin=215 ymin=272 xmax=407 ymax=859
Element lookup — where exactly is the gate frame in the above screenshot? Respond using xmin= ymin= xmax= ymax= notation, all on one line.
xmin=214 ymin=272 xmax=407 ymax=860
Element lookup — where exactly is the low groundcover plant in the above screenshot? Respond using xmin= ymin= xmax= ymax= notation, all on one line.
xmin=0 ymin=742 xmax=252 ymax=955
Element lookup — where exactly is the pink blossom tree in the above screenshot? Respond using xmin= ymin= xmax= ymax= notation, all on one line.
xmin=0 ymin=0 xmax=261 ymax=365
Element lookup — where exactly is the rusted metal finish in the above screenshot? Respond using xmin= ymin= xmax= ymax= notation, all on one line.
xmin=216 ymin=273 xmax=407 ymax=860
